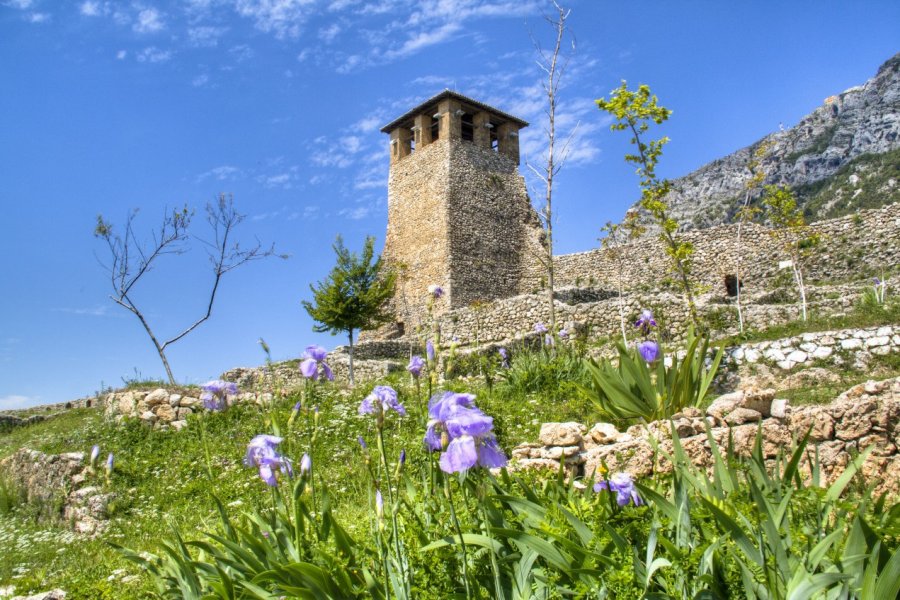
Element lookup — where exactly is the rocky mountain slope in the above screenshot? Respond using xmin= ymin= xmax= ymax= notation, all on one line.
xmin=652 ymin=52 xmax=900 ymax=231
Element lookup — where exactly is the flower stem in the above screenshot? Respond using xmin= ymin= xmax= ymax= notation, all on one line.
xmin=198 ymin=413 xmax=214 ymax=481
xmin=445 ymin=476 xmax=472 ymax=599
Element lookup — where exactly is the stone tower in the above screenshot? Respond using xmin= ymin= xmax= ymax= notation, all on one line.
xmin=376 ymin=90 xmax=545 ymax=337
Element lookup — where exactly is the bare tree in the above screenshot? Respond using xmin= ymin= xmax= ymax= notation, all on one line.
xmin=527 ymin=0 xmax=577 ymax=336
xmin=600 ymin=208 xmax=645 ymax=343
xmin=734 ymin=142 xmax=770 ymax=332
xmin=94 ymin=194 xmax=283 ymax=384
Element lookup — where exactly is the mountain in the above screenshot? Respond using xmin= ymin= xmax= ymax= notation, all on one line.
xmin=651 ymin=52 xmax=900 ymax=231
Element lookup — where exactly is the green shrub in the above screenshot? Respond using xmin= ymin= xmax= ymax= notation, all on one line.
xmin=581 ymin=329 xmax=724 ymax=424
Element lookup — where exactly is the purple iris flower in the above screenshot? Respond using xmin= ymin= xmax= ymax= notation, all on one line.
xmin=545 ymin=334 xmax=554 ymax=347
xmin=359 ymin=385 xmax=406 ymax=416
xmin=498 ymin=347 xmax=509 ymax=368
xmin=423 ymin=391 xmax=507 ymax=473
xmin=634 ymin=309 xmax=657 ymax=334
xmin=428 ymin=285 xmax=444 ymax=299
xmin=358 ymin=436 xmax=367 ymax=450
xmin=440 ymin=435 xmax=507 ymax=473
xmin=90 ymin=445 xmax=100 ymax=466
xmin=200 ymin=380 xmax=238 ymax=411
xmin=106 ymin=453 xmax=114 ymax=473
xmin=874 ymin=277 xmax=881 ymax=285
xmin=637 ymin=340 xmax=660 ymax=363
xmin=399 ymin=449 xmax=406 ymax=465
xmin=534 ymin=322 xmax=548 ymax=334
xmin=299 ymin=345 xmax=334 ymax=381
xmin=407 ymin=355 xmax=425 ymax=378
xmin=244 ymin=434 xmax=292 ymax=486
xmin=593 ymin=472 xmax=644 ymax=507
xmin=559 ymin=329 xmax=569 ymax=340
xmin=375 ymin=489 xmax=384 ymax=519
xmin=300 ymin=453 xmax=311 ymax=474
xmin=426 ymin=340 xmax=435 ymax=362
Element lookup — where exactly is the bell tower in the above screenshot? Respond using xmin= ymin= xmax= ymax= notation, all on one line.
xmin=376 ymin=90 xmax=544 ymax=337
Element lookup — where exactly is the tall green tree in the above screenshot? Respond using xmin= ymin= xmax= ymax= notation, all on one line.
xmin=302 ymin=236 xmax=396 ymax=385
xmin=597 ymin=82 xmax=700 ymax=328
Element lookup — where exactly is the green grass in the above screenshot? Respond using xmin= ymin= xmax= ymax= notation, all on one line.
xmin=715 ymin=297 xmax=900 ymax=347
xmin=778 ymin=351 xmax=900 ymax=406
xmin=0 ymin=358 xmax=606 ymax=598
xmin=1 ymin=311 xmax=898 ymax=597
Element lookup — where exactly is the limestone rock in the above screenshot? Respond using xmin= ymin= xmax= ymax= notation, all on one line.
xmin=539 ymin=422 xmax=585 ymax=447
xmin=144 ymin=388 xmax=169 ymax=407
xmin=724 ymin=407 xmax=762 ymax=425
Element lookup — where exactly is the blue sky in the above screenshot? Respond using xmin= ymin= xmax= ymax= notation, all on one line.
xmin=1 ymin=0 xmax=897 ymax=408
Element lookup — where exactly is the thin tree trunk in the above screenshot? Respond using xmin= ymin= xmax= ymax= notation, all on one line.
xmin=348 ymin=330 xmax=355 ymax=386
xmin=794 ymin=262 xmax=808 ymax=322
xmin=735 ymin=194 xmax=748 ymax=333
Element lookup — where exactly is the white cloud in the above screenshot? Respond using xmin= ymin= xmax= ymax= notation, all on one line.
xmin=260 ymin=173 xmax=292 ymax=188
xmin=339 ymin=206 xmax=371 ymax=220
xmin=384 ymin=22 xmax=461 ymax=60
xmin=27 ymin=11 xmax=49 ymax=22
xmin=4 ymin=0 xmax=34 ymax=9
xmin=0 ymin=395 xmax=38 ymax=410
xmin=116 ymin=49 xmax=127 ymax=60
xmin=234 ymin=0 xmax=315 ymax=39
xmin=79 ymin=0 xmax=103 ymax=16
xmin=229 ymin=44 xmax=254 ymax=62
xmin=133 ymin=7 xmax=164 ymax=33
xmin=196 ymin=165 xmax=243 ymax=182
xmin=192 ymin=73 xmax=210 ymax=87
xmin=53 ymin=305 xmax=110 ymax=317
xmin=354 ymin=114 xmax=384 ymax=133
xmin=318 ymin=22 xmax=340 ymax=42
xmin=136 ymin=46 xmax=172 ymax=63
xmin=335 ymin=53 xmax=362 ymax=74
xmin=188 ymin=25 xmax=228 ymax=47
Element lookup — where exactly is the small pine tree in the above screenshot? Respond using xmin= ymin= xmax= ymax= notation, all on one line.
xmin=302 ymin=236 xmax=396 ymax=385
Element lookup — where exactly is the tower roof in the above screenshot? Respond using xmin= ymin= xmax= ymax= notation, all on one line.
xmin=380 ymin=89 xmax=529 ymax=133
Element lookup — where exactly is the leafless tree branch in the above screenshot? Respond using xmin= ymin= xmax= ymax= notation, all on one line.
xmin=94 ymin=193 xmax=284 ymax=383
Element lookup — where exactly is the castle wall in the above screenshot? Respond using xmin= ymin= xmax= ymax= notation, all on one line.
xmin=446 ymin=141 xmax=545 ymax=309
xmin=430 ymin=203 xmax=900 ymax=347
xmin=550 ymin=202 xmax=900 ymax=295
xmin=381 ymin=138 xmax=452 ymax=333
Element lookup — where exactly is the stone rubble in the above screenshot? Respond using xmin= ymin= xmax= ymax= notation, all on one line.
xmin=512 ymin=377 xmax=900 ymax=497
xmin=0 ymin=449 xmax=114 ymax=536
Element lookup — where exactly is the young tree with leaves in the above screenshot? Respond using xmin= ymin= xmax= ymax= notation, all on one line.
xmin=302 ymin=236 xmax=396 ymax=385
xmin=527 ymin=0 xmax=576 ymax=337
xmin=597 ymin=82 xmax=700 ymax=327
xmin=94 ymin=194 xmax=282 ymax=384
xmin=762 ymin=185 xmax=819 ymax=322
xmin=733 ymin=142 xmax=770 ymax=333
xmin=600 ymin=208 xmax=645 ymax=343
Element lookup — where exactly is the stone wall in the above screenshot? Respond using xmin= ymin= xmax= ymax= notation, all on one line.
xmin=512 ymin=377 xmax=900 ymax=498
xmin=374 ymin=134 xmax=545 ymax=340
xmin=549 ymin=202 xmax=900 ymax=297
xmin=727 ymin=324 xmax=898 ymax=371
xmin=446 ymin=140 xmax=545 ymax=308
xmin=432 ymin=282 xmax=862 ymax=348
xmin=103 ymin=388 xmax=270 ymax=430
xmin=382 ymin=138 xmax=452 ymax=331
xmin=0 ymin=449 xmax=115 ymax=536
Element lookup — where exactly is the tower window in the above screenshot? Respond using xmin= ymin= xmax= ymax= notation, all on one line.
xmin=490 ymin=125 xmax=499 ymax=151
xmin=461 ymin=112 xmax=474 ymax=142
xmin=431 ymin=116 xmax=440 ymax=141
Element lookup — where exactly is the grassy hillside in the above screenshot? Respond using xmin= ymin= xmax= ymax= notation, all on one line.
xmin=2 ymin=298 xmax=900 ymax=597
